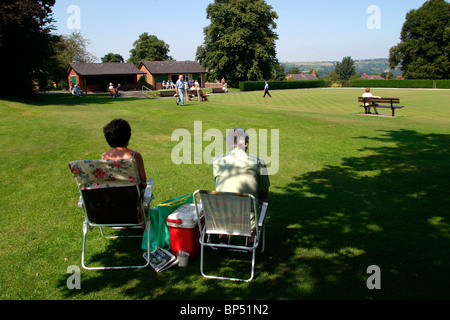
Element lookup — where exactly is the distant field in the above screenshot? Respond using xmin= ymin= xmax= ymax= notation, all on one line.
xmin=283 ymin=58 xmax=402 ymax=76
xmin=0 ymin=88 xmax=448 ymax=301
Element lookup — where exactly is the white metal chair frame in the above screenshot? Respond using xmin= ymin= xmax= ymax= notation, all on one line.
xmin=193 ymin=190 xmax=268 ymax=282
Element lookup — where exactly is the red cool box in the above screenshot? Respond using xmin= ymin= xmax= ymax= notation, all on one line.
xmin=166 ymin=203 xmax=203 ymax=258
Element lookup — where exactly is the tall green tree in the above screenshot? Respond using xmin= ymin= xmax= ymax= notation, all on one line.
xmin=0 ymin=0 xmax=57 ymax=97
xmin=48 ymin=32 xmax=97 ymax=87
xmin=128 ymin=33 xmax=172 ymax=66
xmin=196 ymin=0 xmax=279 ymax=87
xmin=272 ymin=63 xmax=286 ymax=81
xmin=335 ymin=56 xmax=357 ymax=80
xmin=389 ymin=0 xmax=450 ymax=79
xmin=101 ymin=53 xmax=125 ymax=63
xmin=288 ymin=67 xmax=301 ymax=74
xmin=58 ymin=32 xmax=97 ymax=64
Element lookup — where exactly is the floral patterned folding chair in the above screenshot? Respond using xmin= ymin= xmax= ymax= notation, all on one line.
xmin=68 ymin=159 xmax=154 ymax=270
xmin=193 ymin=190 xmax=268 ymax=282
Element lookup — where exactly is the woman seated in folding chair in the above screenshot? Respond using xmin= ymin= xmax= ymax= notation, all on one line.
xmin=102 ymin=119 xmax=148 ymax=193
xmin=212 ymin=127 xmax=271 ymax=246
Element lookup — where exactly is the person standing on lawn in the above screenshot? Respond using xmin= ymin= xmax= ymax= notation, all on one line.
xmin=175 ymin=75 xmax=185 ymax=106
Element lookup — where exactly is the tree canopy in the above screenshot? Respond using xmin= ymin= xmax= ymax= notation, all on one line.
xmin=128 ymin=33 xmax=172 ymax=66
xmin=196 ymin=0 xmax=279 ymax=87
xmin=389 ymin=0 xmax=450 ymax=79
xmin=47 ymin=32 xmax=97 ymax=86
xmin=101 ymin=53 xmax=125 ymax=63
xmin=335 ymin=56 xmax=357 ymax=80
xmin=59 ymin=32 xmax=97 ymax=64
xmin=0 ymin=0 xmax=57 ymax=97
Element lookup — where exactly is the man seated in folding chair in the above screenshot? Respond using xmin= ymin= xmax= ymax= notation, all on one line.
xmin=195 ymin=128 xmax=270 ymax=281
xmin=212 ymin=127 xmax=270 ymax=245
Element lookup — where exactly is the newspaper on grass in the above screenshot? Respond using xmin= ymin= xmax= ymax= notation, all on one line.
xmin=143 ymin=246 xmax=178 ymax=272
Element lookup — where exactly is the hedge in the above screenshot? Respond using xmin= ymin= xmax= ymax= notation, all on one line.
xmin=350 ymin=79 xmax=450 ymax=89
xmin=239 ymin=80 xmax=325 ymax=91
xmin=239 ymin=79 xmax=450 ymax=91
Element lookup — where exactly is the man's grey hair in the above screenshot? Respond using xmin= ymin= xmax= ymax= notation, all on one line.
xmin=226 ymin=127 xmax=249 ymax=151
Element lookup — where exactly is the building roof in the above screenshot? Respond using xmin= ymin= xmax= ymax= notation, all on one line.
xmin=361 ymin=73 xmax=385 ymax=80
xmin=140 ymin=61 xmax=207 ymax=75
xmin=286 ymin=73 xmax=319 ymax=81
xmin=68 ymin=63 xmax=146 ymax=76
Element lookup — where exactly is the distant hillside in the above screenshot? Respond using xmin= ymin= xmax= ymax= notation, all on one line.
xmin=282 ymin=58 xmax=401 ymax=78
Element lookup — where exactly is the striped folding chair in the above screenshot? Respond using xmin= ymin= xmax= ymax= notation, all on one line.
xmin=193 ymin=190 xmax=268 ymax=282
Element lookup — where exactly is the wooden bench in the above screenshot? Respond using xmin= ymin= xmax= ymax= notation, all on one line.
xmin=160 ymin=89 xmax=208 ymax=101
xmin=159 ymin=90 xmax=176 ymax=98
xmin=211 ymin=88 xmax=227 ymax=94
xmin=358 ymin=97 xmax=404 ymax=117
xmin=186 ymin=89 xmax=208 ymax=101
xmin=109 ymin=89 xmax=119 ymax=97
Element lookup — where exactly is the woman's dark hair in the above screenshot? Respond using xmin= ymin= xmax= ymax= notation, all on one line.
xmin=103 ymin=119 xmax=131 ymax=148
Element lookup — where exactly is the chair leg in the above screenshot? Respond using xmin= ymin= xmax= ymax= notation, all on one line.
xmin=258 ymin=224 xmax=266 ymax=253
xmin=81 ymin=221 xmax=150 ymax=270
xmin=199 ymin=232 xmax=255 ymax=282
xmin=81 ymin=222 xmax=89 ymax=270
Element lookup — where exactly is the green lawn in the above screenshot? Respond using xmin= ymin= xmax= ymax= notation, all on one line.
xmin=0 ymin=88 xmax=449 ymax=300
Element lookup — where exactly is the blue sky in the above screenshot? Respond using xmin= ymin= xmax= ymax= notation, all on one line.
xmin=51 ymin=0 xmax=428 ymax=63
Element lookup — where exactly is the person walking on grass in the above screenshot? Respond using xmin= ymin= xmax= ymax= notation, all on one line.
xmin=263 ymin=81 xmax=271 ymax=98
xmin=175 ymin=75 xmax=185 ymax=106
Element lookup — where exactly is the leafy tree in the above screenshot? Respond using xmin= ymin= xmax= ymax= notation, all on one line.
xmin=272 ymin=63 xmax=286 ymax=80
xmin=101 ymin=53 xmax=125 ymax=63
xmin=380 ymin=71 xmax=395 ymax=80
xmin=196 ymin=0 xmax=279 ymax=87
xmin=128 ymin=33 xmax=172 ymax=66
xmin=58 ymin=32 xmax=97 ymax=64
xmin=335 ymin=56 xmax=357 ymax=80
xmin=47 ymin=32 xmax=97 ymax=87
xmin=324 ymin=71 xmax=342 ymax=86
xmin=389 ymin=0 xmax=450 ymax=79
xmin=288 ymin=67 xmax=301 ymax=74
xmin=0 ymin=0 xmax=57 ymax=97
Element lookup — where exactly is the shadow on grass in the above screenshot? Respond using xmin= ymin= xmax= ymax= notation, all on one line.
xmin=1 ymin=93 xmax=147 ymax=107
xmin=58 ymin=129 xmax=450 ymax=300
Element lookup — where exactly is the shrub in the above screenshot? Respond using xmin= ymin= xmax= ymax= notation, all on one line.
xmin=350 ymin=79 xmax=450 ymax=89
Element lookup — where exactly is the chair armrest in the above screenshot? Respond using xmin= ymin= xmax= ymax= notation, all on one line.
xmin=143 ymin=178 xmax=155 ymax=208
xmin=258 ymin=202 xmax=268 ymax=227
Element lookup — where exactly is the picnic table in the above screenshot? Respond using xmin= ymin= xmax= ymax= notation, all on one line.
xmin=358 ymin=97 xmax=404 ymax=117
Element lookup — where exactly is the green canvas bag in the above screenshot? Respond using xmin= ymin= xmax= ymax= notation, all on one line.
xmin=142 ymin=194 xmax=193 ymax=252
